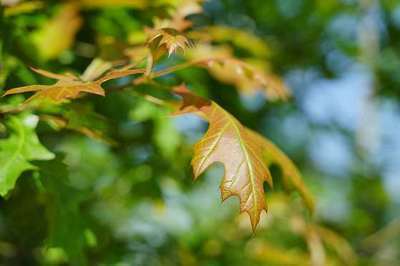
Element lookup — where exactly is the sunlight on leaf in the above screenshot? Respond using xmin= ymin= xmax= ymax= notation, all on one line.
xmin=0 ymin=114 xmax=54 ymax=196
xmin=174 ymin=85 xmax=273 ymax=230
xmin=2 ymin=67 xmax=145 ymax=104
xmin=147 ymin=28 xmax=194 ymax=57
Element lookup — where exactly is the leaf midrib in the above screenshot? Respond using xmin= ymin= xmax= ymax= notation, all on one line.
xmin=216 ymin=105 xmax=259 ymax=215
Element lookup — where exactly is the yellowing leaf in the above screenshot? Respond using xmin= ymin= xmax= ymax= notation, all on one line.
xmin=174 ymin=85 xmax=273 ymax=230
xmin=32 ymin=4 xmax=82 ymax=60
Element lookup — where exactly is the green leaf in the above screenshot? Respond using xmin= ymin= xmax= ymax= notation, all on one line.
xmin=0 ymin=114 xmax=54 ymax=196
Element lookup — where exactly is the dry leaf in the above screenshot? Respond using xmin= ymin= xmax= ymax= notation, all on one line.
xmin=174 ymin=85 xmax=273 ymax=230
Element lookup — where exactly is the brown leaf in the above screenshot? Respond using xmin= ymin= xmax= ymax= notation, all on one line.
xmin=3 ymin=69 xmax=104 ymax=103
xmin=174 ymin=85 xmax=273 ymax=230
xmin=147 ymin=28 xmax=193 ymax=56
xmin=2 ymin=67 xmax=145 ymax=104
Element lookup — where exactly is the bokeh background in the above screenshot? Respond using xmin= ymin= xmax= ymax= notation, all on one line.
xmin=0 ymin=0 xmax=399 ymax=265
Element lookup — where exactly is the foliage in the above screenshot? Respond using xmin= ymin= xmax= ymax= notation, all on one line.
xmin=0 ymin=0 xmax=399 ymax=265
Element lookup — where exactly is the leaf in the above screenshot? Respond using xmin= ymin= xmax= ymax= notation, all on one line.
xmin=174 ymin=85 xmax=314 ymax=229
xmin=147 ymin=28 xmax=193 ymax=56
xmin=2 ymin=67 xmax=145 ymax=104
xmin=174 ymin=85 xmax=273 ymax=230
xmin=0 ymin=114 xmax=54 ymax=196
xmin=207 ymin=58 xmax=289 ymax=100
xmin=250 ymin=133 xmax=315 ymax=213
xmin=32 ymin=3 xmax=82 ymax=60
xmin=186 ymin=44 xmax=290 ymax=100
xmin=191 ymin=25 xmax=270 ymax=57
xmin=3 ymin=68 xmax=104 ymax=103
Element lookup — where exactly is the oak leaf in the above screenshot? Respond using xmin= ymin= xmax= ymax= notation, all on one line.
xmin=3 ymin=68 xmax=104 ymax=103
xmin=174 ymin=85 xmax=314 ymax=230
xmin=0 ymin=114 xmax=54 ymax=196
xmin=174 ymin=85 xmax=273 ymax=230
xmin=2 ymin=67 xmax=145 ymax=104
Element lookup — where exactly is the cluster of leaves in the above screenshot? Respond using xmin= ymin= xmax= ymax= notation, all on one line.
xmin=1 ymin=0 xmax=312 ymax=231
xmin=3 ymin=0 xmax=395 ymax=265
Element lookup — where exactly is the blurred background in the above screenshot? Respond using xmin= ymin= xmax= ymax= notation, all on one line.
xmin=0 ymin=0 xmax=399 ymax=265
